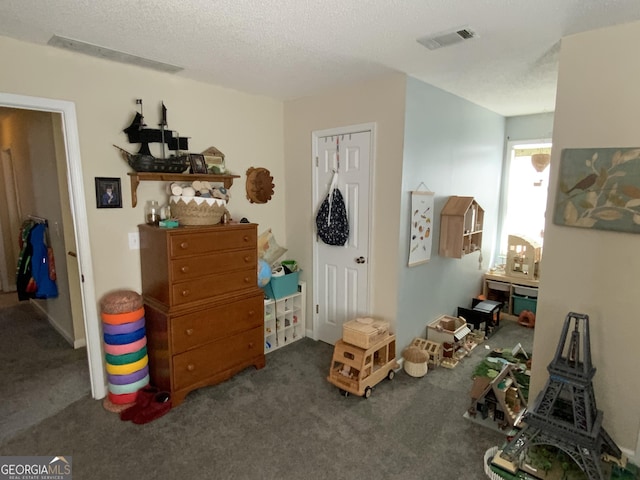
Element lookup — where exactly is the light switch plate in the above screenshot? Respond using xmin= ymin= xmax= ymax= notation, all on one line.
xmin=128 ymin=232 xmax=140 ymax=250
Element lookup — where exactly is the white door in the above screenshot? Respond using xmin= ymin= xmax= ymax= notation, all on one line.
xmin=313 ymin=126 xmax=373 ymax=345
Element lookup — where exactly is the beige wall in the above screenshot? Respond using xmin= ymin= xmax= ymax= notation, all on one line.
xmin=283 ymin=74 xmax=407 ymax=333
xmin=532 ymin=21 xmax=640 ymax=457
xmin=0 ymin=35 xmax=285 ymax=309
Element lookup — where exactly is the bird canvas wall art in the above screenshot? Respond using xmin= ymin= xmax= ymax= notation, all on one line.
xmin=553 ymin=147 xmax=640 ymax=233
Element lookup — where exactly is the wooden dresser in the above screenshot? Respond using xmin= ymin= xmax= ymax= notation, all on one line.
xmin=138 ymin=222 xmax=265 ymax=406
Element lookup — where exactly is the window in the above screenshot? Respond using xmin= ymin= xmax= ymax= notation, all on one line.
xmin=496 ymin=140 xmax=552 ymax=267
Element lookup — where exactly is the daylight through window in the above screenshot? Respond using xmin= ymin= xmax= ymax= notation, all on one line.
xmin=498 ymin=141 xmax=552 ymax=267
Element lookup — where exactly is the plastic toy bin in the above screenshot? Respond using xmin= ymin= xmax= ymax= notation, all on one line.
xmin=513 ymin=294 xmax=537 ymax=315
xmin=262 ymin=271 xmax=300 ymax=300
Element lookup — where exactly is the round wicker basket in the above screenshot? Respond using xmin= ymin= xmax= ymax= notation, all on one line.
xmin=170 ymin=196 xmax=227 ymax=226
xmin=402 ymin=346 xmax=429 ymax=378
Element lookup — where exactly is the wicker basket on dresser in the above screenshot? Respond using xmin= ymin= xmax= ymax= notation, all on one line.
xmin=138 ymin=222 xmax=265 ymax=406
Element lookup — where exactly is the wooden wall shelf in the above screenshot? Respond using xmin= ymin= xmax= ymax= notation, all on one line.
xmin=127 ymin=172 xmax=240 ymax=207
xmin=439 ymin=196 xmax=484 ymax=258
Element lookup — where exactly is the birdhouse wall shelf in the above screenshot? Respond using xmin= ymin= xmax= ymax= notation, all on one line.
xmin=439 ymin=196 xmax=484 ymax=258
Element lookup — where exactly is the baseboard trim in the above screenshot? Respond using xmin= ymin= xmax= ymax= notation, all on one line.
xmin=29 ymin=299 xmax=75 ymax=348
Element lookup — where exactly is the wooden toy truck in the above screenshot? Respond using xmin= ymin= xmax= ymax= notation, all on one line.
xmin=327 ymin=334 xmax=399 ymax=398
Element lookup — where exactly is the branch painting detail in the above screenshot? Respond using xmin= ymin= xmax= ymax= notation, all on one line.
xmin=553 ymin=147 xmax=640 ymax=233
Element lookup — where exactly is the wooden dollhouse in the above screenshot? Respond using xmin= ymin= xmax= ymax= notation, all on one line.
xmin=506 ymin=234 xmax=541 ymax=280
xmin=468 ymin=363 xmax=528 ymax=430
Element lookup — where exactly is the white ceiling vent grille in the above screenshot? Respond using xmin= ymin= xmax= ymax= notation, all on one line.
xmin=47 ymin=35 xmax=183 ymax=74
xmin=417 ymin=28 xmax=477 ymax=51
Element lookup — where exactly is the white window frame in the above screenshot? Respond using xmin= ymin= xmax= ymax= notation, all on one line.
xmin=495 ymin=138 xmax=552 ymax=268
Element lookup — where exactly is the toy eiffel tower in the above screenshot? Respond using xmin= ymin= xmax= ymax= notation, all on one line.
xmin=497 ymin=312 xmax=621 ymax=480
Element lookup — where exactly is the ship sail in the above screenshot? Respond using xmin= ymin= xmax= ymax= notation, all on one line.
xmin=116 ymin=100 xmax=191 ymax=173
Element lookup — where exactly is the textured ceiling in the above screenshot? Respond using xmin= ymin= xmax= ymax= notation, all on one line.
xmin=2 ymin=0 xmax=640 ymax=116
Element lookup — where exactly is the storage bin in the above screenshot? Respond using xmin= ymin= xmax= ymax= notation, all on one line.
xmin=262 ymin=271 xmax=300 ymax=300
xmin=513 ymin=294 xmax=537 ymax=315
xmin=402 ymin=346 xmax=429 ymax=378
xmin=343 ymin=317 xmax=390 ymax=349
xmin=169 ymin=196 xmax=227 ymax=226
xmin=513 ymin=285 xmax=538 ymax=298
xmin=487 ymin=280 xmax=510 ymax=292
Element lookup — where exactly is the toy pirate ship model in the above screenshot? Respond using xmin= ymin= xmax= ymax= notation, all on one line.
xmin=115 ymin=99 xmax=191 ymax=173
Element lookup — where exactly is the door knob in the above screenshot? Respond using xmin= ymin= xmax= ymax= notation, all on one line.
xmin=355 ymin=256 xmax=366 ymax=264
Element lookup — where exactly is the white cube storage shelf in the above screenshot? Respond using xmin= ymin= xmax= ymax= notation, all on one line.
xmin=483 ymin=273 xmax=538 ymax=320
xmin=264 ymin=281 xmax=306 ymax=353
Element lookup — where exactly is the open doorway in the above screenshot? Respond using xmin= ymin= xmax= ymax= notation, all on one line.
xmin=0 ymin=92 xmax=105 ymax=400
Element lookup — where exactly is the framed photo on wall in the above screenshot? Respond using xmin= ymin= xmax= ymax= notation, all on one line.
xmin=189 ymin=154 xmax=208 ymax=174
xmin=95 ymin=177 xmax=122 ymax=208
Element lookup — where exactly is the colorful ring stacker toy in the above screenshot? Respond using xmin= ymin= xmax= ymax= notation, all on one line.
xmin=103 ymin=336 xmax=147 ymax=356
xmin=101 ymin=307 xmax=145 ymax=325
xmin=105 ymin=346 xmax=147 ymax=366
xmin=107 ymin=365 xmax=149 ymax=386
xmin=107 ymin=374 xmax=150 ymax=395
xmin=103 ymin=327 xmax=146 ymax=346
xmin=102 ymin=317 xmax=145 ymax=335
xmin=105 ymin=355 xmax=148 ymax=375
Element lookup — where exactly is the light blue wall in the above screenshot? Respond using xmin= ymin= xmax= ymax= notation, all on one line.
xmin=395 ymin=77 xmax=506 ymax=349
xmin=505 ymin=112 xmax=554 ymax=142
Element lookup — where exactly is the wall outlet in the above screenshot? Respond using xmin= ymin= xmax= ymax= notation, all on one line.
xmin=128 ymin=232 xmax=140 ymax=250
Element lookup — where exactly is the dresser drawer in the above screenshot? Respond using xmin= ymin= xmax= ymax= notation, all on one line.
xmin=170 ymin=228 xmax=256 ymax=258
xmin=171 ymin=268 xmax=256 ymax=305
xmin=171 ymin=249 xmax=256 ymax=281
xmin=170 ymin=294 xmax=263 ymax=353
xmin=172 ymin=326 xmax=263 ymax=391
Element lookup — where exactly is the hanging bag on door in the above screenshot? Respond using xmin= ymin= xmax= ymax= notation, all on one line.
xmin=316 ymin=171 xmax=349 ymax=246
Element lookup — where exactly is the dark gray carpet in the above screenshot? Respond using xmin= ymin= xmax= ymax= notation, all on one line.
xmin=0 ymin=319 xmax=533 ymax=480
xmin=0 ymin=302 xmax=90 ymax=444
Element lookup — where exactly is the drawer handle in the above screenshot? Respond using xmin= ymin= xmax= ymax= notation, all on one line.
xmin=185 ymin=328 xmax=194 ymax=336
xmin=248 ymin=342 xmax=254 ymax=349
xmin=243 ymin=235 xmax=249 ymax=242
xmin=187 ymin=364 xmax=195 ymax=372
xmin=180 ymin=266 xmax=189 ymax=273
xmin=243 ymin=277 xmax=250 ymax=284
xmin=248 ymin=310 xmax=255 ymax=317
xmin=180 ymin=241 xmax=189 ymax=249
xmin=244 ymin=255 xmax=250 ymax=263
xmin=181 ymin=290 xmax=190 ymax=297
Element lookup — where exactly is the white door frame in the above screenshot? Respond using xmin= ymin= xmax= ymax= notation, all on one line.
xmin=0 ymin=92 xmax=105 ymax=399
xmin=311 ymin=122 xmax=376 ymax=341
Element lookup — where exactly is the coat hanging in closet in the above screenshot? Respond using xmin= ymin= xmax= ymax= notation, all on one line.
xmin=16 ymin=221 xmax=58 ymax=301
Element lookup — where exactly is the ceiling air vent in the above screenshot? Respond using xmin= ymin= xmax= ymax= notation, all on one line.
xmin=47 ymin=35 xmax=183 ymax=74
xmin=417 ymin=27 xmax=477 ymax=51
